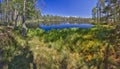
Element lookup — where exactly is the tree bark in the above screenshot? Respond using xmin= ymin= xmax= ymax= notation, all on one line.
xmin=14 ymin=9 xmax=18 ymax=29
xmin=22 ymin=0 xmax=27 ymax=37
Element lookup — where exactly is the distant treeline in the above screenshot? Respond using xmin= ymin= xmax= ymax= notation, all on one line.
xmin=26 ymin=15 xmax=92 ymax=28
xmin=41 ymin=15 xmax=92 ymax=24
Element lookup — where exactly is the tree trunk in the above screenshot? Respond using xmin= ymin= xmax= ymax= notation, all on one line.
xmin=14 ymin=9 xmax=18 ymax=29
xmin=118 ymin=0 xmax=120 ymax=23
xmin=6 ymin=0 xmax=9 ymax=26
xmin=22 ymin=0 xmax=27 ymax=37
xmin=97 ymin=8 xmax=99 ymax=23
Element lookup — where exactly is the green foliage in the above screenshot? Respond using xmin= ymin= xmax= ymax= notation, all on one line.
xmin=1 ymin=25 xmax=120 ymax=69
xmin=93 ymin=0 xmax=120 ymax=23
xmin=25 ymin=25 xmax=115 ymax=69
xmin=0 ymin=28 xmax=34 ymax=69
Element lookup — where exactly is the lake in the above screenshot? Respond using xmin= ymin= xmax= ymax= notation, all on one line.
xmin=39 ymin=23 xmax=94 ymax=31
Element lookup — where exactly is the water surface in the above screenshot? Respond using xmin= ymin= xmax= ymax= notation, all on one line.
xmin=39 ymin=23 xmax=94 ymax=31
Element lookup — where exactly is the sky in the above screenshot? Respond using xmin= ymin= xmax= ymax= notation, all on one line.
xmin=38 ymin=0 xmax=98 ymax=18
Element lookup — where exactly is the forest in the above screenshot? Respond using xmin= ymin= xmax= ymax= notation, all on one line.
xmin=0 ymin=0 xmax=120 ymax=69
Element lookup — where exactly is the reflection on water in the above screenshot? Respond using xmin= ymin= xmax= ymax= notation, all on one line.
xmin=39 ymin=23 xmax=94 ymax=31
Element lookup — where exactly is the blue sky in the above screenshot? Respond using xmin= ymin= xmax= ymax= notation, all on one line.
xmin=39 ymin=0 xmax=97 ymax=18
